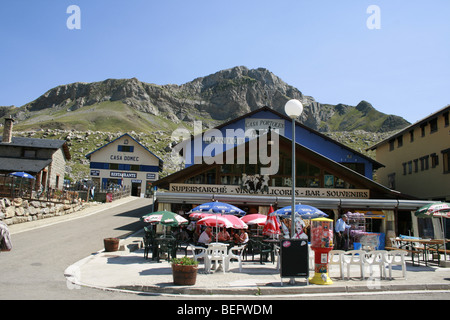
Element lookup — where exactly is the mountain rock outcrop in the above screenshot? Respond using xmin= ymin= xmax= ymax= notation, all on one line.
xmin=6 ymin=66 xmax=410 ymax=133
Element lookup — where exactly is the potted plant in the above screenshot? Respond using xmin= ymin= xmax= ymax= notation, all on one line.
xmin=103 ymin=237 xmax=120 ymax=252
xmin=171 ymin=256 xmax=199 ymax=285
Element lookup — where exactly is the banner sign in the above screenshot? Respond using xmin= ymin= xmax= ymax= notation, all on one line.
xmin=169 ymin=183 xmax=370 ymax=199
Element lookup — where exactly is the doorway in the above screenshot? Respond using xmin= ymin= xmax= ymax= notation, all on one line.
xmin=131 ymin=182 xmax=141 ymax=197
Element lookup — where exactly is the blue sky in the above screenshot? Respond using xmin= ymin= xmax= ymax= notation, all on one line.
xmin=0 ymin=0 xmax=449 ymax=124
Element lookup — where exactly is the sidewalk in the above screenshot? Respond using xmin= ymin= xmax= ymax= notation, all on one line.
xmin=65 ymin=232 xmax=450 ymax=296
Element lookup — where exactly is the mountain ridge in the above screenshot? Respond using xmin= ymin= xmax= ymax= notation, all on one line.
xmin=1 ymin=66 xmax=410 ymax=133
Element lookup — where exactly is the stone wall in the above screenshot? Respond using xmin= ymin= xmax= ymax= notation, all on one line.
xmin=0 ymin=197 xmax=88 ymax=225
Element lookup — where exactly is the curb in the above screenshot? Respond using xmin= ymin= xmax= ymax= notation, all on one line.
xmin=109 ymin=282 xmax=450 ymax=296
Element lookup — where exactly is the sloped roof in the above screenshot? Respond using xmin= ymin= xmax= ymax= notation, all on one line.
xmin=85 ymin=133 xmax=163 ymax=164
xmin=176 ymin=106 xmax=384 ymax=170
xmin=0 ymin=157 xmax=52 ymax=173
xmin=0 ymin=136 xmax=71 ymax=160
xmin=367 ymin=104 xmax=450 ymax=151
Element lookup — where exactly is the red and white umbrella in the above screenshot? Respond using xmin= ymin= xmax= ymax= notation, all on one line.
xmin=189 ymin=212 xmax=214 ymax=220
xmin=197 ymin=215 xmax=248 ymax=229
xmin=241 ymin=214 xmax=267 ymax=226
xmin=263 ymin=205 xmax=281 ymax=236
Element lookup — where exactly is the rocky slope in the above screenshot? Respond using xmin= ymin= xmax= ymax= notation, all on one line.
xmin=4 ymin=66 xmax=409 ymax=133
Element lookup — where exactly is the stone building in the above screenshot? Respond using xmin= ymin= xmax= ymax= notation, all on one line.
xmin=0 ymin=117 xmax=71 ymax=191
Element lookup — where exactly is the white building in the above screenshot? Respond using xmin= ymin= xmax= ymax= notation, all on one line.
xmin=85 ymin=133 xmax=163 ymax=197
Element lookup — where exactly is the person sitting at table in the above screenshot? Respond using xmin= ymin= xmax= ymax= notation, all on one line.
xmin=235 ymin=229 xmax=249 ymax=244
xmin=198 ymin=227 xmax=213 ymax=246
xmin=217 ymin=228 xmax=230 ymax=242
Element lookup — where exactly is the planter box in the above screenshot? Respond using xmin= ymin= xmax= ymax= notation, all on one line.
xmin=172 ymin=264 xmax=198 ymax=285
xmin=104 ymin=238 xmax=120 ymax=252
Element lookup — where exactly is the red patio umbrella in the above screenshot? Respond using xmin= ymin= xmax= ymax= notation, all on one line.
xmin=197 ymin=215 xmax=248 ymax=230
xmin=241 ymin=214 xmax=267 ymax=226
xmin=262 ymin=205 xmax=281 ymax=236
xmin=189 ymin=212 xmax=214 ymax=220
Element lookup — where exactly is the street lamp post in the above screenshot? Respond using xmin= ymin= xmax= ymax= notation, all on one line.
xmin=284 ymin=99 xmax=304 ymax=239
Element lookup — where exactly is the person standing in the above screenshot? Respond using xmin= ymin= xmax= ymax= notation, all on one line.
xmin=0 ymin=221 xmax=12 ymax=252
xmin=335 ymin=214 xmax=350 ymax=250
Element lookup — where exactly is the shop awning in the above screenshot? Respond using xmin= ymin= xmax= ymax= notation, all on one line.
xmin=155 ymin=192 xmax=435 ymax=211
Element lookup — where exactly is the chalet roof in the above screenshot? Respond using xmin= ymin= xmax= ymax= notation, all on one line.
xmin=85 ymin=133 xmax=163 ymax=168
xmin=0 ymin=157 xmax=52 ymax=173
xmin=0 ymin=136 xmax=71 ymax=160
xmin=177 ymin=106 xmax=384 ymax=170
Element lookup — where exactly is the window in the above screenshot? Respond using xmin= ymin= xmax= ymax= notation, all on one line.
xmin=414 ymin=159 xmax=419 ymax=173
xmin=408 ymin=161 xmax=413 ymax=174
xmin=409 ymin=130 xmax=414 ymax=142
xmin=109 ymin=163 xmax=119 ymax=170
xmin=444 ymin=112 xmax=449 ymax=127
xmin=389 ymin=139 xmax=395 ymax=151
xmin=23 ymin=149 xmax=36 ymax=158
xmin=430 ymin=118 xmax=438 ymax=133
xmin=402 ymin=162 xmax=407 ymax=175
xmin=431 ymin=153 xmax=439 ymax=168
xmin=118 ymin=145 xmax=134 ymax=152
xmin=421 ymin=124 xmax=427 ymax=137
xmin=420 ymin=156 xmax=429 ymax=171
xmin=397 ymin=135 xmax=403 ymax=148
xmin=443 ymin=149 xmax=450 ymax=174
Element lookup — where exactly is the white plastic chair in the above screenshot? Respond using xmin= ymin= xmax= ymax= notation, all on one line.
xmin=365 ymin=250 xmax=387 ymax=279
xmin=189 ymin=244 xmax=206 ymax=262
xmin=309 ymin=245 xmax=315 ymax=271
xmin=329 ymin=250 xmax=345 ymax=280
xmin=273 ymin=244 xmax=281 ymax=271
xmin=205 ymin=243 xmax=228 ymax=273
xmin=384 ymin=250 xmax=407 ymax=279
xmin=225 ymin=245 xmax=246 ymax=272
xmin=343 ymin=250 xmax=366 ymax=279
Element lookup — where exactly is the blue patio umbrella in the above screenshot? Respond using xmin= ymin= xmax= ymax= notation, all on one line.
xmin=274 ymin=204 xmax=328 ymax=219
xmin=10 ymin=172 xmax=35 ymax=179
xmin=190 ymin=201 xmax=245 ymax=216
xmin=9 ymin=172 xmax=35 ymax=197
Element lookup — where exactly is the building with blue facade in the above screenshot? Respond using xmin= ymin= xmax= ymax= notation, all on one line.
xmin=154 ymin=106 xmax=433 ymax=242
xmin=86 ymin=133 xmax=163 ymax=197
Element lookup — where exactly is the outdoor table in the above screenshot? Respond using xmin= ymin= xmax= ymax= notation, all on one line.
xmin=396 ymin=238 xmax=449 ymax=266
xmin=205 ymin=242 xmax=229 ymax=272
xmin=207 ymin=242 xmax=229 ymax=247
xmin=152 ymin=237 xmax=177 ymax=262
xmin=263 ymin=239 xmax=281 ymax=264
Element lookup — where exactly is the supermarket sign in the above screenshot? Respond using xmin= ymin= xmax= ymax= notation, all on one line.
xmin=169 ymin=183 xmax=370 ymax=199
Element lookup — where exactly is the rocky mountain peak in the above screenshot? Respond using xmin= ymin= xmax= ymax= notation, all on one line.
xmin=5 ymin=66 xmax=410 ymax=133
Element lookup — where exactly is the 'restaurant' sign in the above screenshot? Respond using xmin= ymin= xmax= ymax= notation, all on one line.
xmin=169 ymin=183 xmax=370 ymax=199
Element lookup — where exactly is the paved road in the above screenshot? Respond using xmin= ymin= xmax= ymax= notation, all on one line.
xmin=0 ymin=197 xmax=153 ymax=300
xmin=2 ymin=197 xmax=450 ymax=302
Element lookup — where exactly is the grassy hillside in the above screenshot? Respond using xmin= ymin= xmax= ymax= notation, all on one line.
xmin=11 ymin=101 xmax=193 ymax=134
